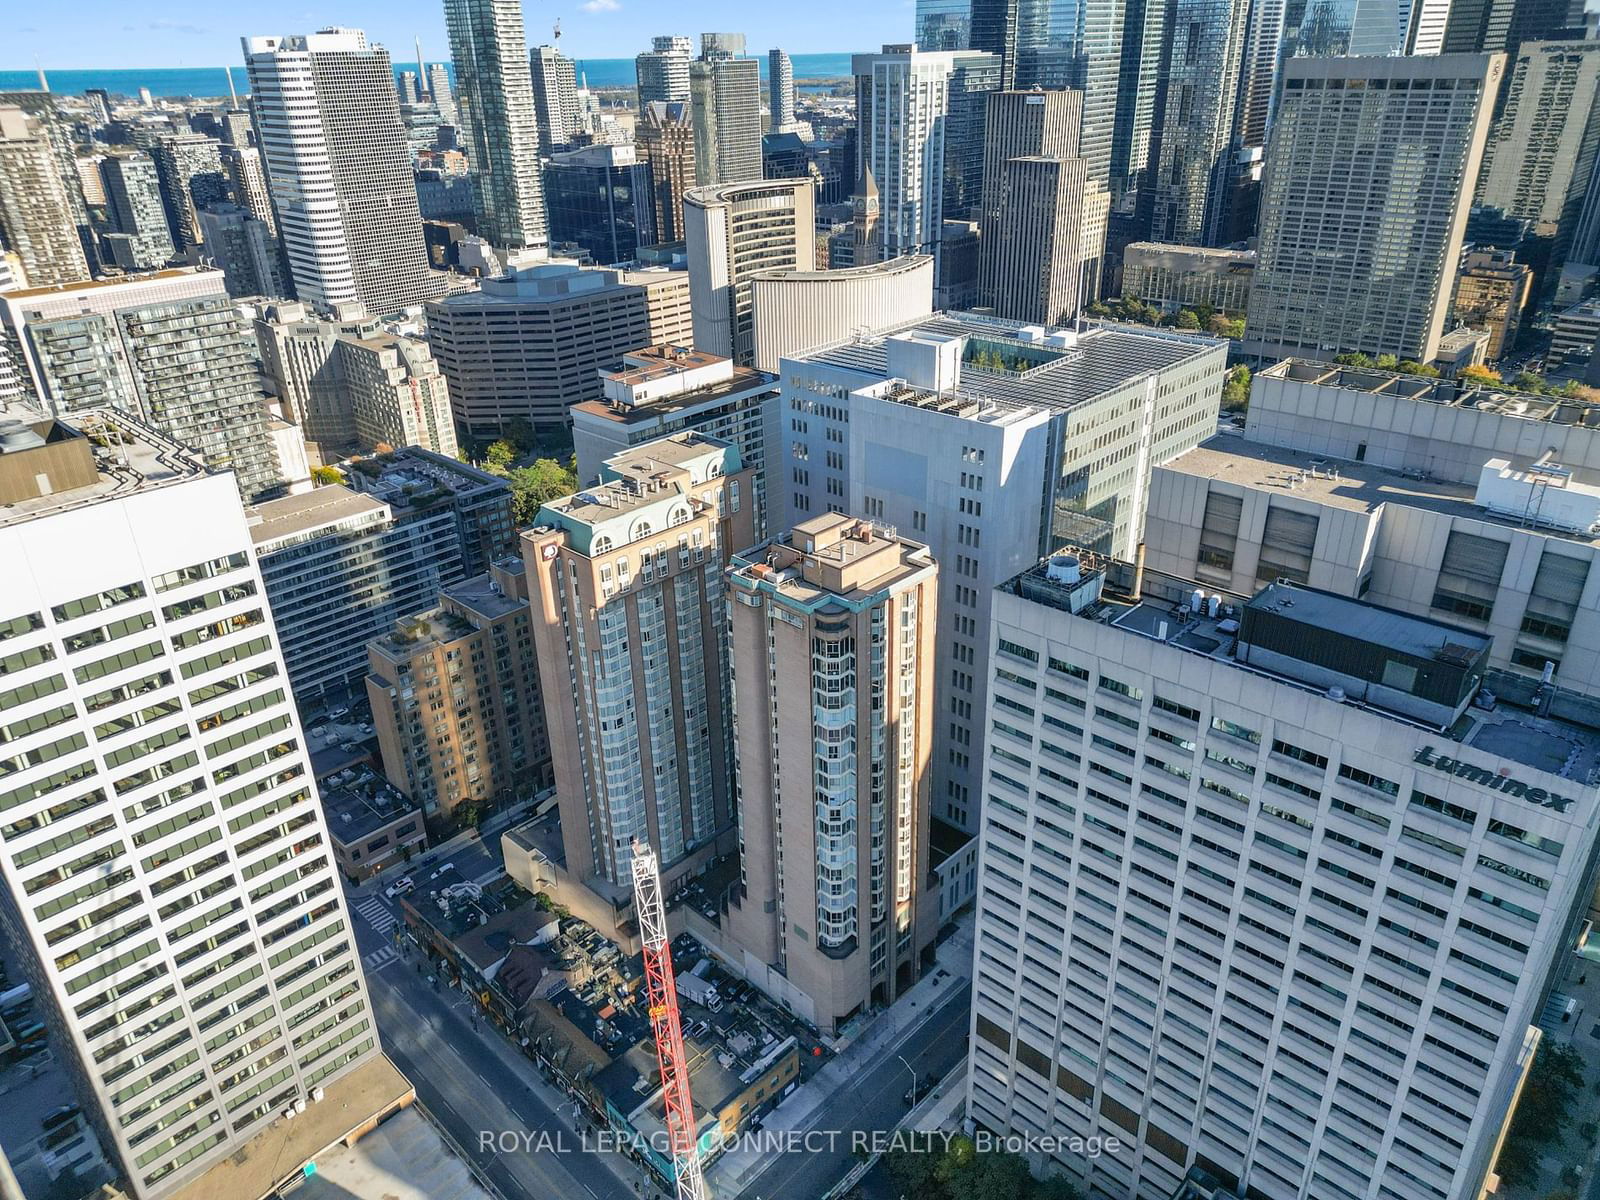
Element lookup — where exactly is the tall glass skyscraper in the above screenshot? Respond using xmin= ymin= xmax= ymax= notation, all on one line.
xmin=443 ymin=0 xmax=549 ymax=250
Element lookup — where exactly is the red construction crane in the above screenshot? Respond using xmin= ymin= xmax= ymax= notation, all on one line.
xmin=631 ymin=839 xmax=709 ymax=1200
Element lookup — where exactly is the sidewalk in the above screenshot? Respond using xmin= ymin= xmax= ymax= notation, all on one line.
xmin=706 ymin=915 xmax=975 ymax=1195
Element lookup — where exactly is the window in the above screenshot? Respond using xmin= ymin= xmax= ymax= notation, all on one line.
xmin=1431 ymin=531 xmax=1508 ymax=621
xmin=1519 ymin=550 xmax=1588 ymax=645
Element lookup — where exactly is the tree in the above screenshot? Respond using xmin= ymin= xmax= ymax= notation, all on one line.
xmin=504 ymin=416 xmax=538 ymax=452
xmin=1174 ymin=309 xmax=1202 ymax=331
xmin=311 ymin=465 xmax=345 ymax=487
xmin=507 ymin=457 xmax=579 ymax=525
xmin=1222 ymin=365 xmax=1252 ymax=413
xmin=1514 ymin=371 xmax=1550 ymax=394
xmin=1334 ymin=352 xmax=1373 ymax=367
xmin=1210 ymin=315 xmax=1245 ymax=340
xmin=1374 ymin=353 xmax=1399 ymax=369
xmin=1495 ymin=1040 xmax=1587 ymax=1186
xmin=484 ymin=439 xmax=518 ymax=474
xmin=1459 ymin=364 xmax=1502 ymax=385
xmin=1396 ymin=360 xmax=1440 ymax=377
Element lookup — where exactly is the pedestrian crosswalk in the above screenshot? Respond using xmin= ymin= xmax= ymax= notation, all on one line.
xmin=363 ymin=945 xmax=400 ymax=971
xmin=355 ymin=897 xmax=396 ymax=935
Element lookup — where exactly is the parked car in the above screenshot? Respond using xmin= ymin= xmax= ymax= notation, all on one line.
xmin=385 ymin=877 xmax=415 ymax=899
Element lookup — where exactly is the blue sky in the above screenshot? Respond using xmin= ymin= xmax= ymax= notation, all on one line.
xmin=5 ymin=0 xmax=909 ymax=69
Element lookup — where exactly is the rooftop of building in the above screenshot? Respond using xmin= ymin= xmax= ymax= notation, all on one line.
xmin=1166 ymin=432 xmax=1600 ymax=548
xmin=428 ymin=259 xmax=683 ymax=307
xmin=246 ymin=483 xmax=386 ymax=545
xmin=0 ymin=409 xmax=210 ymax=530
xmin=747 ymin=253 xmax=933 ymax=284
xmin=162 ymin=1054 xmax=414 ymax=1200
xmin=291 ymin=1107 xmax=494 ymax=1200
xmin=318 ymin=764 xmax=418 ymax=846
xmin=929 ymin=816 xmax=975 ymax=869
xmin=0 ymin=266 xmax=205 ymax=302
xmin=1003 ymin=555 xmax=1600 ymax=784
xmin=1261 ymin=358 xmax=1600 ymax=426
xmin=579 ymin=344 xmax=774 ymax=425
xmin=537 ymin=433 xmax=741 ymax=539
xmin=339 ymin=446 xmax=508 ymax=505
xmin=730 ymin=513 xmax=935 ymax=607
xmin=795 ymin=312 xmax=1220 ymax=415
xmin=1123 ymin=241 xmax=1257 ymax=262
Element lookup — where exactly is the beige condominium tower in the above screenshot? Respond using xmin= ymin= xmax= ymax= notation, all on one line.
xmin=726 ymin=513 xmax=939 ymax=1033
xmin=523 ymin=433 xmax=756 ymax=891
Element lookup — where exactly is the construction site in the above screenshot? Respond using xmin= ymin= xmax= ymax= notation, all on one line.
xmin=396 ymin=842 xmax=825 ymax=1195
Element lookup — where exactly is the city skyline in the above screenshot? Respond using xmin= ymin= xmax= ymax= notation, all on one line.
xmin=3 ymin=3 xmax=899 ymax=72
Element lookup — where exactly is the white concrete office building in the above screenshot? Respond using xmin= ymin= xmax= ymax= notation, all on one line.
xmin=0 ymin=411 xmax=381 ymax=1199
xmin=243 ymin=28 xmax=440 ymax=316
xmin=684 ymin=178 xmax=815 ymax=366
xmin=852 ymin=46 xmax=958 ymax=261
xmin=779 ymin=314 xmax=1227 ymax=830
xmin=748 ymin=255 xmax=935 ymax=372
xmin=967 ymin=555 xmax=1600 ymax=1200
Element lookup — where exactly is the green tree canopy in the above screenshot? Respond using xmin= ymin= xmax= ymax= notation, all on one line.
xmin=507 ymin=457 xmax=578 ymax=525
xmin=484 ymin=440 xmax=518 ymax=474
xmin=310 ymin=465 xmax=345 ymax=487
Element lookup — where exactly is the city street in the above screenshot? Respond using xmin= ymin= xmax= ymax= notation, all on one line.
xmin=348 ymin=885 xmax=659 ymax=1200
xmin=739 ymin=980 xmax=972 ymax=1200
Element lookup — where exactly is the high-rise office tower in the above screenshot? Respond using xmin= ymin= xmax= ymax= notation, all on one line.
xmin=916 ymin=0 xmax=974 ymax=49
xmin=776 ymin=317 xmax=1226 ymax=831
xmin=443 ymin=0 xmax=547 ymax=251
xmin=399 ymin=70 xmax=423 ymax=105
xmin=428 ymin=62 xmax=458 ymax=123
xmin=1451 ymin=248 xmax=1533 ymax=357
xmin=1475 ymin=40 xmax=1600 ymax=286
xmin=726 ymin=514 xmax=938 ymax=1032
xmin=940 ymin=50 xmax=1003 ymax=222
xmin=684 ymin=178 xmax=815 ymax=365
xmin=0 ymin=270 xmax=283 ymax=501
xmin=689 ymin=48 xmax=763 ymax=187
xmin=545 ymin=144 xmax=658 ymax=264
xmin=978 ymin=89 xmax=1108 ymax=323
xmin=1244 ymin=54 xmax=1504 ymax=366
xmin=222 ymin=146 xmax=277 ymax=234
xmin=153 ymin=132 xmax=227 ymax=252
xmin=637 ymin=35 xmax=694 ymax=106
xmin=244 ymin=30 xmax=439 ymax=316
xmin=968 ymin=0 xmax=1138 ymax=193
xmin=0 ymin=409 xmax=383 ymax=1199
xmin=0 ymin=105 xmax=90 ymax=288
xmin=968 ymin=0 xmax=1020 ymax=87
xmin=367 ymin=558 xmax=551 ymax=819
xmin=1142 ymin=0 xmax=1249 ymax=246
xmin=425 ymin=259 xmax=693 ymax=438
xmin=196 ymin=203 xmax=286 ymax=298
xmin=524 ymin=433 xmax=756 ymax=886
xmin=530 ymin=45 xmax=581 ymax=155
xmin=100 ymin=152 xmax=176 ymax=273
xmin=768 ymin=49 xmax=797 ymax=131
xmin=853 ymin=46 xmax=957 ymax=260
xmin=968 ymin=549 xmax=1599 ymax=1200
xmin=637 ymin=101 xmax=697 ymax=243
